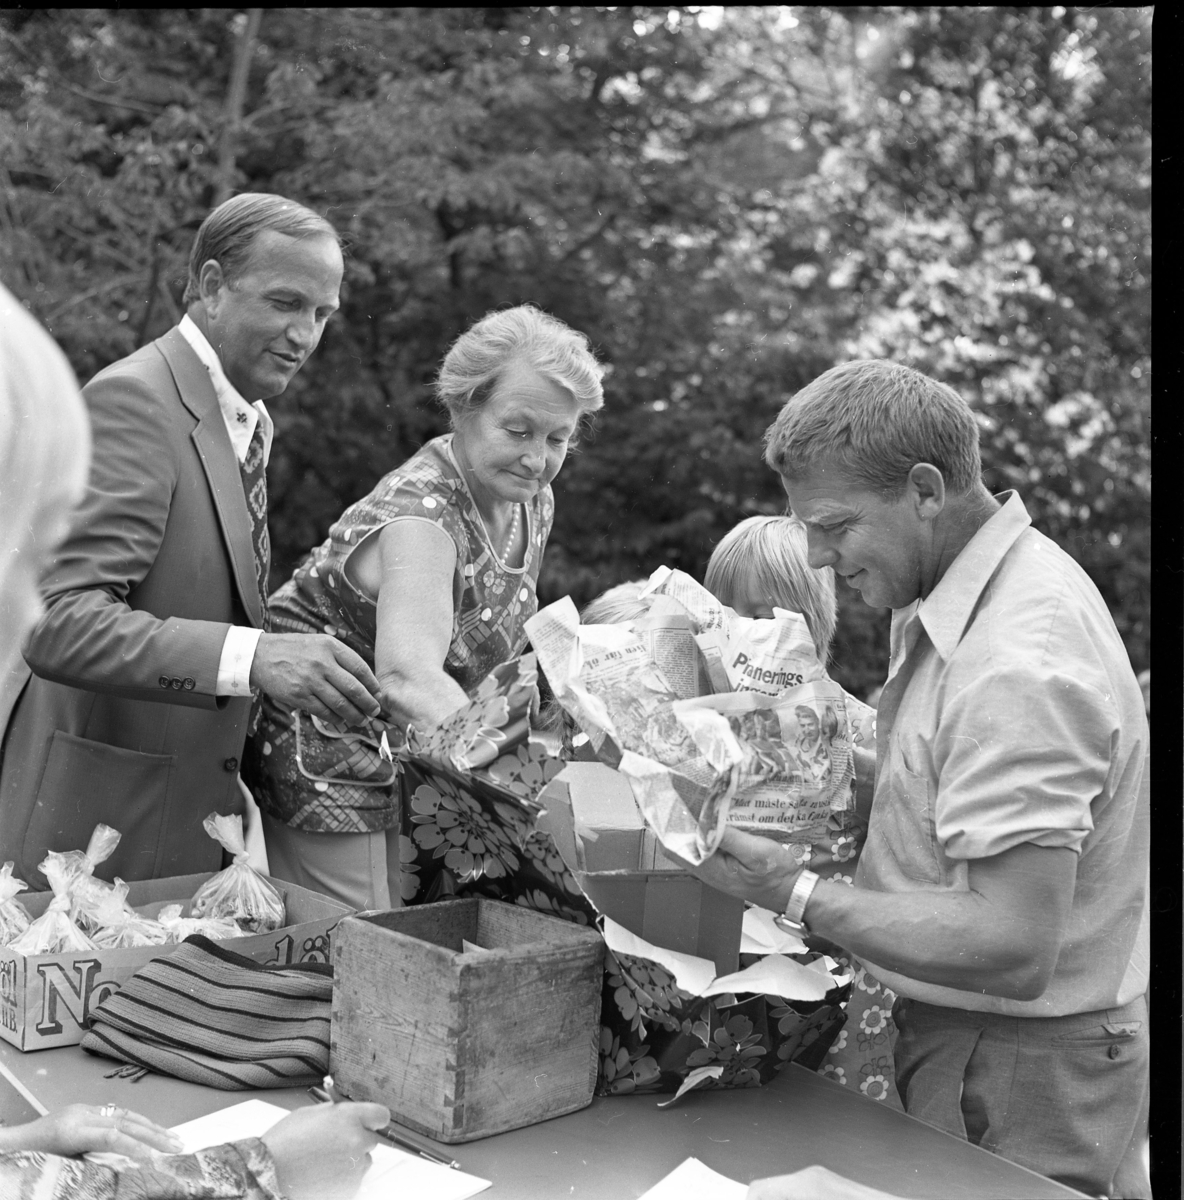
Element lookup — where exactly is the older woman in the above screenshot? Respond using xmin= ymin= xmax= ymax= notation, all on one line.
xmin=243 ymin=304 xmax=605 ymax=909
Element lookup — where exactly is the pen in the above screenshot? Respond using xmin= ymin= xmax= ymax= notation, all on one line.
xmin=312 ymin=1075 xmax=462 ymax=1170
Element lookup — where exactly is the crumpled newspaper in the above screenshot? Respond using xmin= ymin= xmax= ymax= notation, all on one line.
xmin=526 ymin=566 xmax=859 ymax=865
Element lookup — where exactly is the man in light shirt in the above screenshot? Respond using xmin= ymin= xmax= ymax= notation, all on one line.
xmin=0 ymin=193 xmax=382 ymax=884
xmin=688 ymin=361 xmax=1149 ymax=1199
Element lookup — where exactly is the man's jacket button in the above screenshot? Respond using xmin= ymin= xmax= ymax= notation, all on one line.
xmin=224 ymin=757 xmax=239 ymax=772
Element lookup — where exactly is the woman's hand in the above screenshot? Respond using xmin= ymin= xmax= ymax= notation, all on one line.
xmin=262 ymin=1101 xmax=390 ymax=1200
xmin=0 ymin=1103 xmax=184 ymax=1159
xmin=689 ymin=826 xmax=802 ymax=913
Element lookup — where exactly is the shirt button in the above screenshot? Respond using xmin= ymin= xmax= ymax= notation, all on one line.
xmin=1108 ymin=1044 xmax=1121 ymax=1060
xmin=224 ymin=757 xmax=239 ymax=772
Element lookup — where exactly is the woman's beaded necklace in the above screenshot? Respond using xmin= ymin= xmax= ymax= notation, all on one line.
xmin=452 ymin=434 xmax=522 ymax=563
xmin=501 ymin=502 xmax=521 ymax=562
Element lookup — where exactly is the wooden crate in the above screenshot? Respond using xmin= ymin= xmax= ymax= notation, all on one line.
xmin=329 ymin=898 xmax=604 ymax=1143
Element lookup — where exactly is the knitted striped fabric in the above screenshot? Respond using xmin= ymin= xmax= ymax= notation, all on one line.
xmin=79 ymin=935 xmax=332 ymax=1090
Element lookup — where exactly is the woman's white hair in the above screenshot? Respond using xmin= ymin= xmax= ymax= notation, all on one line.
xmin=435 ymin=304 xmax=605 ymax=433
xmin=0 ymin=284 xmax=91 ymax=732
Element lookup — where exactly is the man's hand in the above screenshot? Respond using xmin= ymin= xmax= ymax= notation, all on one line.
xmin=251 ymin=633 xmax=382 ymax=725
xmin=261 ymin=1102 xmax=391 ymax=1200
xmin=0 ymin=1104 xmax=184 ymax=1159
xmin=689 ymin=826 xmax=802 ymax=913
xmin=748 ymin=1165 xmax=914 ymax=1199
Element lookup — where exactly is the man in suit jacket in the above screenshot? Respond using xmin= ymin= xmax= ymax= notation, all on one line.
xmin=0 ymin=193 xmax=383 ymax=884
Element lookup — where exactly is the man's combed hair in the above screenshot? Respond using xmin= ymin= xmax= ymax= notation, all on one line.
xmin=763 ymin=360 xmax=982 ymax=497
xmin=435 ymin=304 xmax=606 ymax=434
xmin=183 ymin=193 xmax=339 ymax=305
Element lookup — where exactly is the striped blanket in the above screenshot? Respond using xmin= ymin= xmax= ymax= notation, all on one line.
xmin=80 ymin=935 xmax=332 ymax=1090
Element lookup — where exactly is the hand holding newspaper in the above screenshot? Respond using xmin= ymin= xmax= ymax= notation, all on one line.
xmin=525 ymin=567 xmax=859 ymax=865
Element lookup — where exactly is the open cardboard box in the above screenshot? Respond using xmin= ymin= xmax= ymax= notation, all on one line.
xmin=0 ymin=873 xmax=351 ymax=1051
xmin=538 ymin=761 xmax=744 ymax=977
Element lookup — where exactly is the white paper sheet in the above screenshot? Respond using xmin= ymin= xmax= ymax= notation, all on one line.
xmin=638 ymin=1156 xmax=748 ymax=1199
xmin=740 ymin=905 xmax=808 ymax=956
xmin=601 ymin=916 xmax=846 ymax=1001
xmin=171 ymin=1099 xmax=491 ymax=1200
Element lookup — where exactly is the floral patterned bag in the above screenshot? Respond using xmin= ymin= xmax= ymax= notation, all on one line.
xmin=397 ymin=656 xmax=851 ymax=1097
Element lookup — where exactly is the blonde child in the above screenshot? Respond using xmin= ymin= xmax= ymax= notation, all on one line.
xmin=705 ymin=515 xmax=837 ymax=661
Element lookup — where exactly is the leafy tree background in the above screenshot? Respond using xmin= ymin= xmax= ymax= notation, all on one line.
xmin=0 ymin=6 xmax=1151 ymax=698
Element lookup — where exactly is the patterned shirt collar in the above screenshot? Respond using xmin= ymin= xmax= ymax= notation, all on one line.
xmin=178 ymin=314 xmax=273 ymax=466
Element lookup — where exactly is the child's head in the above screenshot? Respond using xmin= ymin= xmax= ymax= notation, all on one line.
xmin=704 ymin=515 xmax=837 ymax=661
xmin=580 ymin=580 xmax=652 ymax=626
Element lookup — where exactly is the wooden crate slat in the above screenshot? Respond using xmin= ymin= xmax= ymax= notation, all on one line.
xmin=330 ymin=898 xmax=603 ymax=1142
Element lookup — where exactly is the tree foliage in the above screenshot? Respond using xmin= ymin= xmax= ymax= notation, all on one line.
xmin=0 ymin=6 xmax=1151 ymax=695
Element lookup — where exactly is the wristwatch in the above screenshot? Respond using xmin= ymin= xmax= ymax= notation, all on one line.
xmin=773 ymin=869 xmax=820 ymax=939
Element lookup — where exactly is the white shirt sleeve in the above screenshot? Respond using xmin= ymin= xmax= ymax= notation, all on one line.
xmin=216 ymin=625 xmax=264 ymax=696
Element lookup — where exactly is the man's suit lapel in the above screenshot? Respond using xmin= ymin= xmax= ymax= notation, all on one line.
xmin=157 ymin=327 xmax=266 ymax=629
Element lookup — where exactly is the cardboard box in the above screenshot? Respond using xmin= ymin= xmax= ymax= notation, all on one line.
xmin=568 ymin=764 xmax=683 ymax=872
xmin=539 ymin=762 xmax=744 ymax=976
xmin=330 ymin=898 xmax=604 ymax=1143
xmin=0 ymin=873 xmax=351 ymax=1051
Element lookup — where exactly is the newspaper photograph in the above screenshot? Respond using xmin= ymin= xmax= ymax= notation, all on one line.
xmin=674 ymin=680 xmax=856 ymax=841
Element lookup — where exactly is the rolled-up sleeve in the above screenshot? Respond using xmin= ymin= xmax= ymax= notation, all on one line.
xmin=933 ymin=667 xmax=1117 ymax=861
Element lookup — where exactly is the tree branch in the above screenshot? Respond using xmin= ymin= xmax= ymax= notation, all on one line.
xmin=215 ymin=8 xmax=263 ymax=205
xmin=54 ymin=81 xmax=163 ymax=117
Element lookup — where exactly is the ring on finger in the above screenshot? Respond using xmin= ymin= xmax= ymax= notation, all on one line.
xmin=100 ymin=1103 xmax=118 ymax=1117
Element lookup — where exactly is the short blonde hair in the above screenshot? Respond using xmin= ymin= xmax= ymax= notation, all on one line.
xmin=579 ymin=580 xmax=651 ymax=626
xmin=764 ymin=359 xmax=982 ymax=498
xmin=435 ymin=304 xmax=605 ymax=434
xmin=704 ymin=516 xmax=837 ymax=661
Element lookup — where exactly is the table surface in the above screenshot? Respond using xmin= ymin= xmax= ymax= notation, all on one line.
xmin=0 ymin=1040 xmax=1086 ymax=1199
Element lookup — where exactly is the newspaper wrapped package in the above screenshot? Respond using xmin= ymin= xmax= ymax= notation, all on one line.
xmin=0 ymin=862 xmax=33 ymax=946
xmin=524 ymin=568 xmax=861 ymax=866
xmin=189 ymin=814 xmax=285 ymax=933
xmin=9 ymin=855 xmax=97 ymax=955
xmin=395 ymin=653 xmax=851 ymax=1096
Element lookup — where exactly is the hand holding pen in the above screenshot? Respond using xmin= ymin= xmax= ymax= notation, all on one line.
xmin=260 ymin=1097 xmax=391 ymax=1200
xmin=312 ymin=1075 xmax=462 ymax=1171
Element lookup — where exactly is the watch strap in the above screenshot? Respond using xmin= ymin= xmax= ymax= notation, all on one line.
xmin=776 ymin=869 xmax=820 ymax=935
